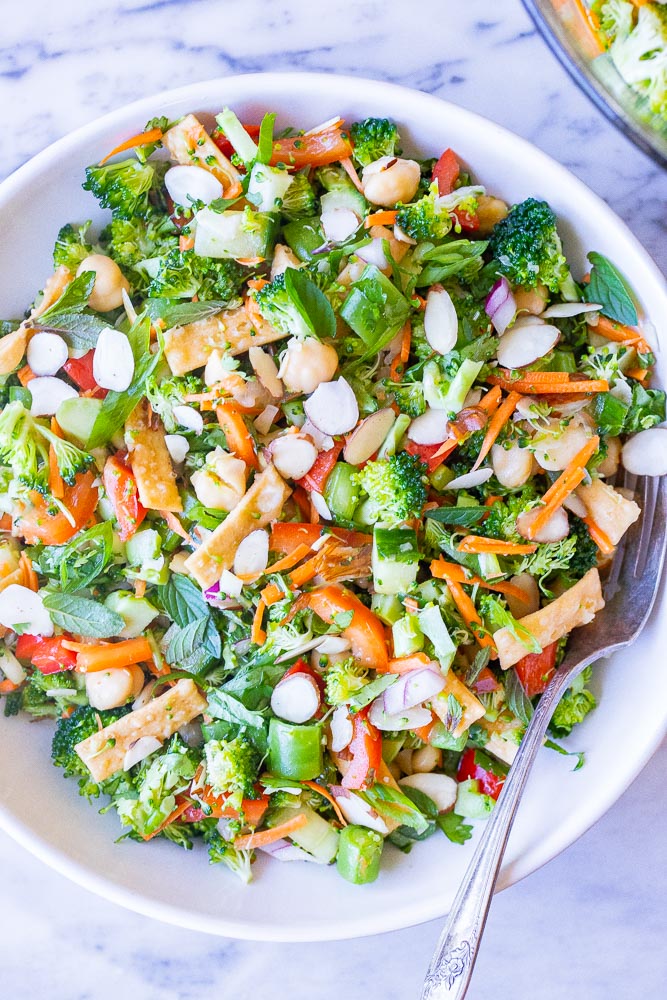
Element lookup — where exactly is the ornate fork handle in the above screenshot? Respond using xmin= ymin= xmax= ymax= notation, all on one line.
xmin=421 ymin=647 xmax=608 ymax=1000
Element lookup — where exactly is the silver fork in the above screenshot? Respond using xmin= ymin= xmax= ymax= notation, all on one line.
xmin=421 ymin=474 xmax=667 ymax=1000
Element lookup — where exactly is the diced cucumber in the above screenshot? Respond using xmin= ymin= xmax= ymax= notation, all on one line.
xmin=339 ymin=265 xmax=411 ymax=355
xmin=381 ymin=735 xmax=405 ymax=764
xmin=476 ymin=552 xmax=502 ymax=581
xmin=418 ymin=603 xmax=456 ymax=673
xmin=281 ymin=399 xmax=306 ymax=427
xmin=283 ymin=217 xmax=325 ymax=261
xmin=320 ymin=187 xmax=366 ymax=219
xmin=429 ymin=464 xmax=455 ymax=490
xmin=271 ymin=805 xmax=339 ymax=864
xmin=215 ymin=107 xmax=259 ymax=163
xmin=392 ymin=614 xmax=424 ymax=657
xmin=428 ymin=723 xmax=467 ymax=752
xmin=247 ymin=162 xmax=293 ymax=213
xmin=125 ymin=528 xmax=167 ymax=584
xmin=353 ymin=496 xmax=381 ymax=527
xmin=372 ymin=527 xmax=419 ymax=595
xmin=455 ymin=778 xmax=496 ymax=819
xmin=194 ymin=207 xmax=278 ymax=260
xmin=371 ymin=593 xmax=404 ymax=625
xmin=9 ymin=386 xmax=32 ymax=408
xmin=377 ymin=413 xmax=410 ymax=460
xmin=56 ymin=396 xmax=103 ymax=447
xmin=324 ymin=462 xmax=360 ymax=521
xmin=105 ymin=590 xmax=159 ymax=639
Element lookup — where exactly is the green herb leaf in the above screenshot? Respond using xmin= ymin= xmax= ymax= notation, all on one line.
xmin=585 ymin=252 xmax=638 ymax=326
xmin=505 ymin=668 xmax=534 ymax=726
xmin=166 ymin=617 xmax=211 ymax=666
xmin=348 ymin=673 xmax=396 ymax=711
xmin=143 ymin=298 xmax=228 ymax=329
xmin=87 ymin=314 xmax=161 ymax=449
xmin=38 ymin=272 xmax=96 ymax=320
xmin=43 ymin=592 xmax=124 ymax=638
xmin=543 ymin=738 xmax=586 ymax=771
xmin=57 ymin=522 xmax=114 ymax=592
xmin=34 ymin=312 xmax=110 ymax=351
xmin=436 ymin=812 xmax=473 ymax=845
xmin=333 ymin=610 xmax=354 ymax=629
xmin=283 ymin=267 xmax=337 ymax=339
xmin=257 ymin=112 xmax=277 ymax=165
xmin=206 ymin=689 xmax=268 ymax=752
xmin=158 ymin=574 xmax=221 ymax=660
xmin=426 ymin=506 xmax=488 ymax=527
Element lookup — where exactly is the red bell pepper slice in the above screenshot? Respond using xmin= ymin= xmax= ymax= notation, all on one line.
xmin=515 ymin=641 xmax=558 ymax=699
xmin=211 ymin=123 xmax=261 ymax=161
xmin=457 ymin=748 xmax=506 ymax=800
xmin=17 ymin=471 xmax=99 ymax=545
xmin=16 ymin=634 xmax=78 ymax=674
xmin=404 ymin=439 xmax=450 ymax=473
xmin=432 ymin=147 xmax=479 ymax=232
xmin=296 ymin=441 xmax=344 ymax=493
xmin=269 ymin=522 xmax=372 ymax=556
xmin=63 ymin=351 xmax=107 ymax=398
xmin=103 ymin=454 xmax=147 ymax=542
xmin=341 ymin=707 xmax=382 ymax=790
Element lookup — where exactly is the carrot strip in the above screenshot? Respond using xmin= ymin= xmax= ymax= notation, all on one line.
xmin=446 ymin=579 xmax=495 ymax=652
xmin=526 ymin=435 xmax=600 ymax=539
xmin=234 ymin=812 xmax=307 ymax=850
xmin=457 ymin=535 xmax=537 ymax=555
xmin=389 ymin=321 xmax=412 ymax=383
xmin=261 ymin=583 xmax=284 ymax=607
xmin=17 ymin=364 xmax=35 ymax=386
xmin=142 ymin=797 xmax=189 ymax=841
xmin=179 ymin=234 xmax=195 ymax=252
xmin=160 ymin=509 xmax=191 ymax=541
xmin=251 ymin=599 xmax=267 ymax=646
xmin=472 ymin=391 xmax=522 ymax=471
xmin=365 ymin=210 xmax=398 ymax=228
xmin=216 ymin=402 xmax=259 ymax=470
xmin=73 ymin=637 xmax=153 ymax=673
xmin=626 ymin=367 xmax=649 ymax=382
xmin=134 ymin=578 xmax=147 ymax=599
xmin=339 ymin=157 xmax=364 ymax=193
xmin=386 ymin=652 xmax=433 ymax=674
xmin=583 ymin=516 xmax=615 ymax=556
xmin=19 ymin=552 xmax=39 ymax=592
xmin=478 ymin=385 xmax=503 ymax=413
xmin=99 ymin=126 xmax=163 ymax=165
xmin=0 ymin=678 xmax=18 ymax=694
xmin=269 ymin=543 xmax=312 ymax=574
xmin=430 ymin=559 xmax=530 ymax=603
xmin=594 ymin=315 xmax=651 ymax=354
xmin=488 ymin=373 xmax=609 ymax=395
xmin=303 ymin=781 xmax=347 ymax=825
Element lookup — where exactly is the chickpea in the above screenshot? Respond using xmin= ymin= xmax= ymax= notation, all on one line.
xmin=279 ymin=337 xmax=339 ymax=394
xmin=388 ymin=762 xmax=402 ymax=783
xmin=532 ymin=416 xmax=594 ymax=472
xmin=411 ymin=745 xmax=442 ymax=774
xmin=271 ymin=244 xmax=301 ymax=279
xmin=505 ymin=572 xmax=540 ymax=619
xmin=395 ymin=749 xmax=414 ymax=775
xmin=475 ymin=195 xmax=509 ymax=236
xmin=598 ymin=435 xmax=621 ymax=478
xmin=514 ymin=283 xmax=548 ymax=315
xmin=191 ymin=447 xmax=247 ymax=511
xmin=517 ymin=505 xmax=570 ymax=545
xmin=361 ymin=156 xmax=421 ymax=208
xmin=76 ymin=253 xmax=130 ymax=312
xmin=368 ymin=225 xmax=410 ymax=266
xmin=491 ymin=441 xmax=533 ymax=488
xmin=85 ymin=664 xmax=144 ymax=711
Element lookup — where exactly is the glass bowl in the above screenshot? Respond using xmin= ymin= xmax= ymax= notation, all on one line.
xmin=523 ymin=0 xmax=667 ymax=168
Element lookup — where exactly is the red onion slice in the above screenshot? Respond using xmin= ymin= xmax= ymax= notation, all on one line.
xmin=368 ymin=696 xmax=433 ymax=731
xmin=382 ymin=666 xmax=446 ymax=715
xmin=485 ymin=277 xmax=516 ymax=334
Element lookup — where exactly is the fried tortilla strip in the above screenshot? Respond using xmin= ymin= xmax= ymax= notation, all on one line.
xmin=75 ymin=679 xmax=207 ymax=782
xmin=162 ymin=114 xmax=242 ymax=196
xmin=493 ymin=568 xmax=604 ymax=670
xmin=185 ymin=464 xmax=291 ymax=589
xmin=431 ymin=672 xmax=485 ymax=738
xmin=575 ymin=479 xmax=640 ymax=546
xmin=126 ymin=400 xmax=182 ymax=512
xmin=0 ymin=266 xmax=72 ymax=375
xmin=164 ymin=306 xmax=286 ymax=376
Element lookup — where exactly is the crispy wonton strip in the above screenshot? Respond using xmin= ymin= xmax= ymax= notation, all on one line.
xmin=125 ymin=400 xmax=182 ymax=512
xmin=162 ymin=114 xmax=242 ymax=196
xmin=184 ymin=464 xmax=292 ymax=589
xmin=163 ymin=306 xmax=286 ymax=376
xmin=75 ymin=679 xmax=208 ymax=782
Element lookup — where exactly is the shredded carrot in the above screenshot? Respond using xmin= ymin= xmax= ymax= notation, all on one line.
xmin=446 ymin=579 xmax=495 ymax=652
xmin=133 ymin=578 xmax=147 ymax=599
xmin=160 ymin=509 xmax=191 ymax=541
xmin=478 ymin=385 xmax=503 ymax=413
xmin=594 ymin=314 xmax=651 ymax=354
xmin=247 ymin=278 xmax=269 ymax=292
xmin=251 ymin=599 xmax=267 ymax=646
xmin=268 ymin=543 xmax=312 ymax=574
xmin=414 ymin=717 xmax=436 ymax=742
xmin=430 ymin=559 xmax=531 ymax=604
xmin=142 ymin=797 xmax=190 ymax=841
xmin=288 ymin=550 xmax=327 ymax=589
xmin=309 ymin=497 xmax=320 ymax=525
xmin=0 ymin=678 xmax=18 ymax=694
xmin=216 ymin=402 xmax=259 ymax=470
xmin=72 ymin=637 xmax=154 ymax=673
xmin=457 ymin=535 xmax=537 ymax=556
xmin=390 ymin=321 xmax=412 ymax=383
xmin=484 ymin=494 xmax=502 ymax=507
xmin=0 ymin=568 xmax=23 ymax=596
xmin=386 ymin=652 xmax=433 ymax=674
xmin=17 ymin=364 xmax=35 ymax=386
xmin=526 ymin=435 xmax=600 ymax=539
xmin=583 ymin=516 xmax=615 ymax=556
xmin=626 ymin=367 xmax=649 ymax=382
xmin=365 ymin=210 xmax=398 ymax=228
xmin=19 ymin=552 xmax=39 ymax=592
xmin=47 ymin=445 xmax=65 ymax=499
xmin=339 ymin=157 xmax=364 ymax=193
xmin=402 ymin=596 xmax=420 ymax=614
xmin=234 ymin=811 xmax=308 ymax=850
xmin=260 ymin=582 xmax=284 ymax=607
xmin=488 ymin=373 xmax=609 ymax=395
xmin=179 ymin=234 xmax=195 ymax=252
xmin=472 ymin=390 xmax=522 ymax=472
xmin=303 ymin=781 xmax=347 ymax=825
xmin=99 ymin=126 xmax=163 ymax=166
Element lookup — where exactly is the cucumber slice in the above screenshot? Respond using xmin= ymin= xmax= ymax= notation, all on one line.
xmin=56 ymin=396 xmax=103 ymax=447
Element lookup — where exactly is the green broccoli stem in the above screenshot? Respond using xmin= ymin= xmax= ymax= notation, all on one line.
xmin=336 ymin=824 xmax=384 ymax=884
xmin=267 ymin=719 xmax=323 ymax=781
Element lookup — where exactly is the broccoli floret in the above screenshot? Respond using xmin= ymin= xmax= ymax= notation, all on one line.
xmin=567 ymin=516 xmax=599 ymax=578
xmin=280 ymin=171 xmax=317 ymax=219
xmin=206 ymin=827 xmax=253 ymax=883
xmin=324 ymin=657 xmax=369 ymax=705
xmin=253 ymin=271 xmax=312 ymax=338
xmin=0 ymin=402 xmax=51 ymax=496
xmin=592 ymin=0 xmax=635 ymax=46
xmin=549 ymin=666 xmax=597 ymax=737
xmin=386 ymin=379 xmax=426 ymax=418
xmin=103 ymin=213 xmax=178 ymax=283
xmin=83 ymin=158 xmax=156 ymax=220
xmin=52 ymin=704 xmax=131 ymax=797
xmin=145 ymin=372 xmax=203 ymax=433
xmin=349 ymin=117 xmax=401 ymax=167
xmin=609 ymin=3 xmax=667 ymax=116
xmin=581 ymin=343 xmax=631 ymax=385
xmin=21 ymin=670 xmax=87 ymax=719
xmin=396 ymin=182 xmax=483 ymax=242
xmin=482 ymin=487 xmax=540 ymax=543
xmin=489 ymin=198 xmax=571 ymax=293
xmin=519 ymin=535 xmax=580 ymax=593
xmin=38 ymin=423 xmax=93 ymax=486
xmin=114 ymin=737 xmax=199 ymax=839
xmin=53 ymin=221 xmax=94 ymax=272
xmin=147 ymin=248 xmax=245 ymax=302
xmin=354 ymin=451 xmax=428 ymax=525
xmin=203 ymin=737 xmax=260 ymax=813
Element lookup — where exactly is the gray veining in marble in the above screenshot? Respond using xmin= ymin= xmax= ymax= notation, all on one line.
xmin=1 ymin=1 xmax=666 ymax=997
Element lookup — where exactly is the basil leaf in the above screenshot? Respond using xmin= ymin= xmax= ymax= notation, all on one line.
xmin=257 ymin=112 xmax=276 ymax=165
xmin=436 ymin=812 xmax=473 ymax=845
xmin=33 ymin=312 xmax=109 ymax=350
xmin=143 ymin=298 xmax=227 ymax=330
xmin=43 ymin=592 xmax=124 ymax=638
xmin=87 ymin=314 xmax=160 ymax=449
xmin=348 ymin=673 xmax=396 ymax=711
xmin=221 ymin=660 xmax=285 ymax=710
xmin=426 ymin=506 xmax=488 ymax=528
xmin=39 ymin=272 xmax=96 ymax=320
xmin=158 ymin=574 xmax=221 ymax=659
xmin=206 ymin=689 xmax=268 ymax=752
xmin=584 ymin=252 xmax=638 ymax=326
xmin=284 ymin=267 xmax=336 ymax=339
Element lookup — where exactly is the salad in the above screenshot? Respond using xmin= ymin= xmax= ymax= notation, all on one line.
xmin=0 ymin=107 xmax=664 ymax=887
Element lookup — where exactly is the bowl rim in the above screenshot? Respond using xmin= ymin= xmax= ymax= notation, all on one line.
xmin=521 ymin=0 xmax=667 ymax=170
xmin=0 ymin=71 xmax=666 ymax=941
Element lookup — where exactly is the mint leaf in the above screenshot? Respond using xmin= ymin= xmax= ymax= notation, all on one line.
xmin=43 ymin=592 xmax=124 ymax=638
xmin=585 ymin=252 xmax=638 ymax=326
xmin=284 ymin=267 xmax=336 ymax=339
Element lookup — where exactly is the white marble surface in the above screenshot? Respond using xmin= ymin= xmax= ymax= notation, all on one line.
xmin=1 ymin=0 xmax=666 ymax=996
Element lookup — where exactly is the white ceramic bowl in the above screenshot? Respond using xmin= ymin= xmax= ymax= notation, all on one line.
xmin=0 ymin=73 xmax=665 ymax=942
